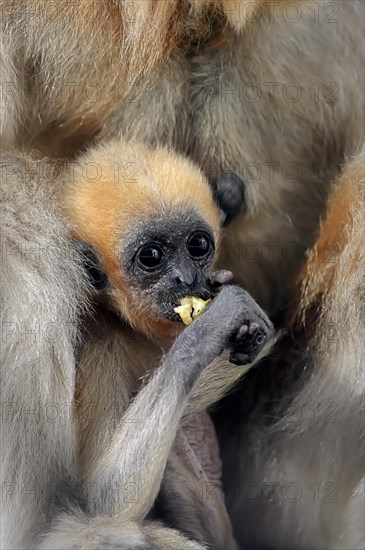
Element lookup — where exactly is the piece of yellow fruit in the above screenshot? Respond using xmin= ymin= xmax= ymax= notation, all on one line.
xmin=174 ymin=296 xmax=211 ymax=325
xmin=174 ymin=303 xmax=194 ymax=325
xmin=191 ymin=296 xmax=210 ymax=319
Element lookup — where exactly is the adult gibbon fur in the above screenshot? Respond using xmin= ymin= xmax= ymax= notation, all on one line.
xmin=0 ymin=1 xmax=364 ymax=549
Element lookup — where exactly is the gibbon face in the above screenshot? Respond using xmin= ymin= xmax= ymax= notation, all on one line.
xmin=120 ymin=208 xmax=215 ymax=320
xmin=62 ymin=140 xmax=221 ymax=338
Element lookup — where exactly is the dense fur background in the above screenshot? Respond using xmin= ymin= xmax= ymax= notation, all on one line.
xmin=1 ymin=1 xmax=364 ymax=548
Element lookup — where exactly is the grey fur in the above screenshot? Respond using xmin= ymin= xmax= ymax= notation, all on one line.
xmin=0 ymin=151 xmax=88 ymax=547
xmin=40 ymin=282 xmax=273 ymax=548
xmin=1 ymin=0 xmax=364 ymax=548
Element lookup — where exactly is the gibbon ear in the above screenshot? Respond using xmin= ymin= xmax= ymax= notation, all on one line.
xmin=74 ymin=240 xmax=108 ymax=291
xmin=214 ymin=173 xmax=246 ymax=226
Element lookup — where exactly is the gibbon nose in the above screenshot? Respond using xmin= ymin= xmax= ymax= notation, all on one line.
xmin=172 ymin=267 xmax=195 ymax=287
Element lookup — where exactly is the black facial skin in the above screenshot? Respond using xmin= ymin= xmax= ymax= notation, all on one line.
xmin=75 ymin=209 xmax=234 ymax=325
xmin=120 ymin=209 xmax=220 ymax=322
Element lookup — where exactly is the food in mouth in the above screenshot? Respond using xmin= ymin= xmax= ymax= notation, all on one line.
xmin=174 ymin=296 xmax=211 ymax=325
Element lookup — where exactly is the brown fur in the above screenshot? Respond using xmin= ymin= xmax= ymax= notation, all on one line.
xmin=299 ymin=154 xmax=364 ymax=312
xmin=1 ymin=1 xmax=364 ymax=548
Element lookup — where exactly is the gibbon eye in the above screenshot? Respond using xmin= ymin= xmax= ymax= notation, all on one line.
xmin=137 ymin=244 xmax=165 ymax=270
xmin=187 ymin=232 xmax=212 ymax=259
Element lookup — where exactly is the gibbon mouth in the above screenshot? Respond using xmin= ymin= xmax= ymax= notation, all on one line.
xmin=158 ymin=303 xmax=182 ymax=323
xmin=164 ymin=310 xmax=185 ymax=323
xmin=161 ymin=290 xmax=213 ymax=324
